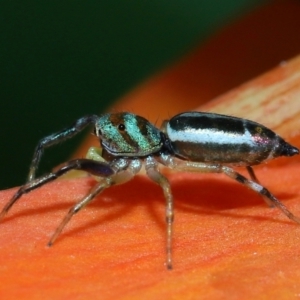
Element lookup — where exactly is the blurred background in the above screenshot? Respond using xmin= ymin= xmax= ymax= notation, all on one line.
xmin=1 ymin=0 xmax=300 ymax=189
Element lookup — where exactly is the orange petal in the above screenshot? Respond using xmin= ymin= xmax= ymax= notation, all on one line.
xmin=1 ymin=1 xmax=300 ymax=299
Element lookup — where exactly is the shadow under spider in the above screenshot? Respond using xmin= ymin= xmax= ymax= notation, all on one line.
xmin=1 ymin=173 xmax=298 ymax=244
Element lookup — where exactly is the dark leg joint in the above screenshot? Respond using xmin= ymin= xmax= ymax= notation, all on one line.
xmin=58 ymin=159 xmax=115 ymax=178
xmin=235 ymin=174 xmax=246 ymax=184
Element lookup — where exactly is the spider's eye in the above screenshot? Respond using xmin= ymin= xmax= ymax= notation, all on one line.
xmin=118 ymin=123 xmax=125 ymax=131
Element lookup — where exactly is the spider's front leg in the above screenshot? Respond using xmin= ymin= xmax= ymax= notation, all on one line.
xmin=0 ymin=158 xmax=115 ymax=221
xmin=27 ymin=115 xmax=99 ymax=182
xmin=47 ymin=158 xmax=142 ymax=246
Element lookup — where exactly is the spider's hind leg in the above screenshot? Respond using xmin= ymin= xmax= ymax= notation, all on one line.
xmin=246 ymin=166 xmax=260 ymax=183
xmin=223 ymin=166 xmax=300 ymax=224
xmin=246 ymin=166 xmax=274 ymax=208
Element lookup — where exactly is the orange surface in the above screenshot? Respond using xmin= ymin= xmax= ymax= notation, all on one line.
xmin=1 ymin=1 xmax=300 ymax=299
xmin=1 ymin=163 xmax=300 ymax=299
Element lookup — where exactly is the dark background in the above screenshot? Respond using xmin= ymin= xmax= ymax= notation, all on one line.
xmin=1 ymin=0 xmax=264 ymax=189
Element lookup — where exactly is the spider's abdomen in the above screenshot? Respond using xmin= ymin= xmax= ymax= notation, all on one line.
xmin=165 ymin=112 xmax=298 ymax=166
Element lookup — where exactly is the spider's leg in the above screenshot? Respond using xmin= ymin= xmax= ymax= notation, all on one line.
xmin=48 ymin=158 xmax=142 ymax=245
xmin=0 ymin=158 xmax=114 ymax=221
xmin=145 ymin=156 xmax=174 ymax=269
xmin=158 ymin=153 xmax=222 ymax=173
xmin=246 ymin=166 xmax=259 ymax=182
xmin=222 ymin=166 xmax=300 ymax=224
xmin=28 ymin=115 xmax=99 ymax=181
xmin=48 ymin=178 xmax=112 ymax=246
xmin=246 ymin=166 xmax=274 ymax=207
xmin=159 ymin=154 xmax=300 ymax=224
